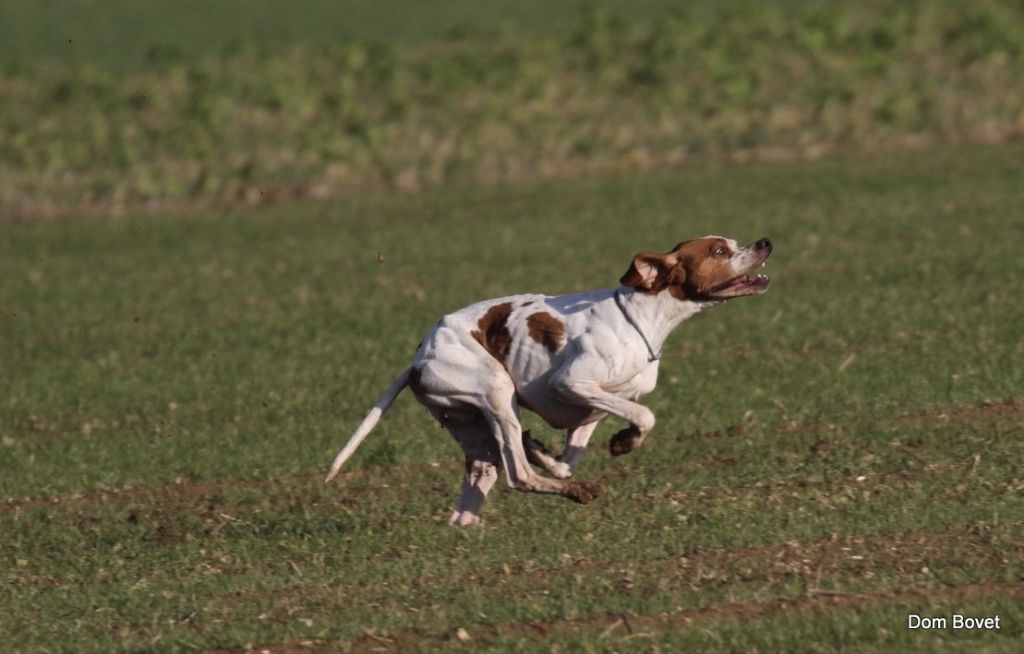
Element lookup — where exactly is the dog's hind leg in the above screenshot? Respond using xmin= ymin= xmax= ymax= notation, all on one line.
xmin=450 ymin=458 xmax=500 ymax=526
xmin=479 ymin=375 xmax=604 ymax=504
xmin=414 ymin=343 xmax=603 ymax=511
xmin=444 ymin=414 xmax=502 ymax=526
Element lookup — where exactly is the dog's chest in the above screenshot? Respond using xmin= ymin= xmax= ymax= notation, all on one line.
xmin=604 ymin=360 xmax=660 ymax=399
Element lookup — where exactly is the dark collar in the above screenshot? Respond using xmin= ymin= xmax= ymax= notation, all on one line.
xmin=613 ymin=288 xmax=661 ymax=362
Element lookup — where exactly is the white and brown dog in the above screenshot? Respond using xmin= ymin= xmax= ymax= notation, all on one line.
xmin=327 ymin=236 xmax=773 ymax=525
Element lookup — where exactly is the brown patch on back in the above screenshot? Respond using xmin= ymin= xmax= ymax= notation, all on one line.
xmin=470 ymin=302 xmax=514 ymax=364
xmin=526 ymin=311 xmax=566 ymax=353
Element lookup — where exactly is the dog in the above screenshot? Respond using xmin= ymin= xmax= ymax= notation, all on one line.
xmin=326 ymin=235 xmax=773 ymax=525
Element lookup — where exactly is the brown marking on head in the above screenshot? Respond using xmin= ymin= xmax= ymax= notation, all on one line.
xmin=526 ymin=311 xmax=566 ymax=353
xmin=470 ymin=302 xmax=514 ymax=364
xmin=620 ymin=237 xmax=742 ymax=301
xmin=620 ymin=252 xmax=685 ymax=295
xmin=670 ymin=237 xmax=753 ymax=299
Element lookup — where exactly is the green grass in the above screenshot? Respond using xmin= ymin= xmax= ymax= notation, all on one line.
xmin=2 ymin=143 xmax=1023 ymax=651
xmin=3 ymin=0 xmax=1023 ymax=219
xmin=0 ymin=0 xmax=827 ymax=68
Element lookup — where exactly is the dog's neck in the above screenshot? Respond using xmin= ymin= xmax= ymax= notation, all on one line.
xmin=615 ymin=286 xmax=714 ymax=355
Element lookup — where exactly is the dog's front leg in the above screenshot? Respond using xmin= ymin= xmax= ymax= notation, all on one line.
xmin=552 ymin=362 xmax=655 ymax=457
xmin=522 ymin=421 xmax=599 ymax=478
xmin=559 ymin=422 xmax=600 ymax=474
xmin=522 ymin=430 xmax=571 ymax=479
xmin=557 ymin=380 xmax=654 ymax=456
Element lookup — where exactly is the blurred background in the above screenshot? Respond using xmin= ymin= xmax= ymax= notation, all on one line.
xmin=1 ymin=0 xmax=1022 ymax=220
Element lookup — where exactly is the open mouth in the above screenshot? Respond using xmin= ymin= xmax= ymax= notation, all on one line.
xmin=709 ymin=273 xmax=771 ymax=298
xmin=707 ymin=244 xmax=773 ymax=299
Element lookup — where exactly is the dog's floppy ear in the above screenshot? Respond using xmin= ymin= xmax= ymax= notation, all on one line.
xmin=620 ymin=252 xmax=680 ymax=292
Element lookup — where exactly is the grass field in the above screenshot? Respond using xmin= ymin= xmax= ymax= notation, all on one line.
xmin=3 ymin=0 xmax=1023 ymax=220
xmin=2 ymin=142 xmax=1023 ymax=651
xmin=0 ymin=0 xmax=823 ymax=68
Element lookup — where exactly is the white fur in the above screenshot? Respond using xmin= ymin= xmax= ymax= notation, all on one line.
xmin=326 ymin=236 xmax=772 ymax=525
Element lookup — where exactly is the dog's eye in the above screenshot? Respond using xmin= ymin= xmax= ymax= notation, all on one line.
xmin=713 ymin=246 xmax=728 ymax=257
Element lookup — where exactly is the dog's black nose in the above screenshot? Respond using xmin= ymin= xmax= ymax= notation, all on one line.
xmin=756 ymin=237 xmax=772 ymax=251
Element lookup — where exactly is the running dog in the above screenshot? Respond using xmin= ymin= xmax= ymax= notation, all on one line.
xmin=326 ymin=236 xmax=773 ymax=525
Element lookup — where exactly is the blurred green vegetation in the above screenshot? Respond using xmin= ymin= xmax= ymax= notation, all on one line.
xmin=1 ymin=0 xmax=1023 ymax=219
xmin=0 ymin=0 xmax=764 ymax=67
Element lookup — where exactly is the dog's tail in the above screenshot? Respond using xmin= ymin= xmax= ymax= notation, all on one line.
xmin=325 ymin=367 xmax=412 ymax=483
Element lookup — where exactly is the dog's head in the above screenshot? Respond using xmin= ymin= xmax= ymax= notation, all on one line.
xmin=620 ymin=236 xmax=772 ymax=301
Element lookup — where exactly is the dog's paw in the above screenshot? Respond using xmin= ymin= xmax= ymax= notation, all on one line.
xmin=609 ymin=426 xmax=643 ymax=456
xmin=564 ymin=480 xmax=605 ymax=504
xmin=550 ymin=461 xmax=573 ymax=479
xmin=524 ymin=431 xmax=571 ymax=477
xmin=448 ymin=510 xmax=481 ymax=527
